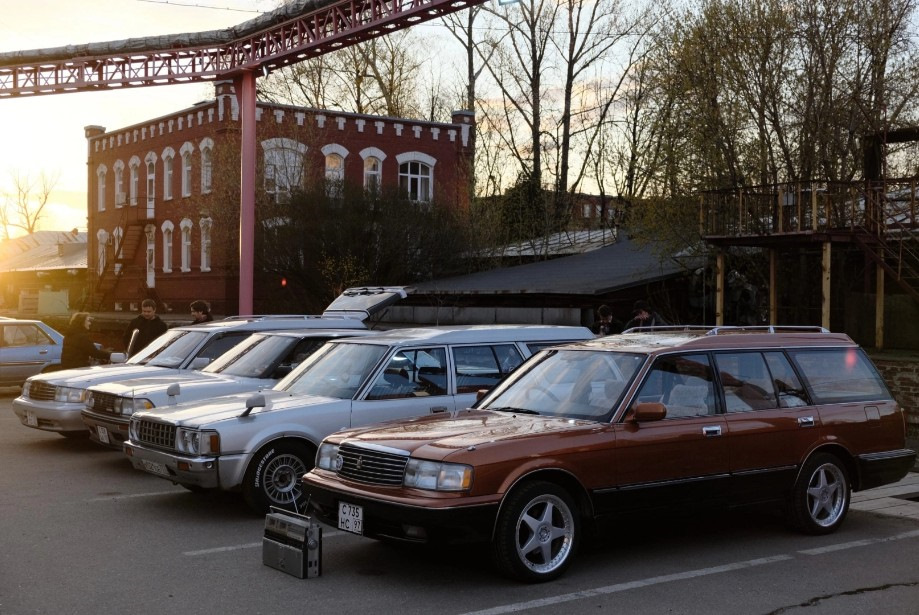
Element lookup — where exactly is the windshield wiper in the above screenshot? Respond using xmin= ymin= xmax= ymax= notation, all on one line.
xmin=488 ymin=407 xmax=541 ymax=415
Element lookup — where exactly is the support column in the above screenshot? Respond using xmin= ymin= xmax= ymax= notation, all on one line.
xmin=769 ymin=249 xmax=777 ymax=325
xmin=234 ymin=71 xmax=257 ymax=315
xmin=821 ymin=242 xmax=831 ymax=330
xmin=876 ymin=262 xmax=885 ymax=349
xmin=716 ymin=251 xmax=725 ymax=326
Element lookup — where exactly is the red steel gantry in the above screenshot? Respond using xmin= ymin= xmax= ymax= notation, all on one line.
xmin=0 ymin=0 xmax=485 ymax=313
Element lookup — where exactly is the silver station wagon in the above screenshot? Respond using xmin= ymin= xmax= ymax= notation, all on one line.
xmin=124 ymin=325 xmax=594 ymax=513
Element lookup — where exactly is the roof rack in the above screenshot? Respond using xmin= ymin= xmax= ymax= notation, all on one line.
xmin=218 ymin=315 xmax=326 ymax=321
xmin=621 ymin=325 xmax=830 ymax=335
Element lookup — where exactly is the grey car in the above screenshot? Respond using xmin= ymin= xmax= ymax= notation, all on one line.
xmin=0 ymin=318 xmax=64 ymax=387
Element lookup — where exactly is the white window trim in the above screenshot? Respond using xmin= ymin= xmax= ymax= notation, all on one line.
xmin=199 ymin=138 xmax=214 ymax=194
xmin=199 ymin=217 xmax=212 ymax=272
xmin=114 ymin=160 xmax=125 ymax=208
xmin=180 ymin=142 xmax=194 ymax=197
xmin=96 ymin=164 xmax=107 ymax=212
xmin=161 ymin=220 xmax=174 ymax=273
xmin=180 ymin=218 xmax=193 ymax=272
xmin=396 ymin=152 xmax=436 ymax=202
xmin=145 ymin=151 xmax=158 ymax=209
xmin=261 ymin=137 xmax=307 ymax=204
xmin=162 ymin=147 xmax=175 ymax=201
xmin=96 ymin=229 xmax=109 ymax=275
xmin=128 ymin=155 xmax=141 ymax=206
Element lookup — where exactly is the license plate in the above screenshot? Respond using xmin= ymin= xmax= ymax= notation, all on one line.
xmin=96 ymin=425 xmax=110 ymax=444
xmin=338 ymin=501 xmax=363 ymax=535
xmin=142 ymin=459 xmax=169 ymax=477
xmin=25 ymin=410 xmax=37 ymax=427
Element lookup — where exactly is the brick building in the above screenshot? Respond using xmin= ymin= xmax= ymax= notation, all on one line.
xmin=86 ymin=82 xmax=475 ymax=316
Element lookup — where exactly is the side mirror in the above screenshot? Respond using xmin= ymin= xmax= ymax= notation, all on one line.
xmin=189 ymin=357 xmax=211 ymax=370
xmin=241 ymin=393 xmax=266 ymax=417
xmin=109 ymin=352 xmax=127 ymax=364
xmin=628 ymin=402 xmax=667 ymax=423
xmin=166 ymin=383 xmax=181 ymax=398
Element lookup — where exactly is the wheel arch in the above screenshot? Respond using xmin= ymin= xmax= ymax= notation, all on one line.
xmin=490 ymin=469 xmax=594 ymax=541
xmin=800 ymin=443 xmax=858 ymax=489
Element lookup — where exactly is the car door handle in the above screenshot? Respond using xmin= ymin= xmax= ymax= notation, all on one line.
xmin=39 ymin=349 xmax=48 ymax=355
xmin=798 ymin=416 xmax=815 ymax=427
xmin=430 ymin=406 xmax=448 ymax=414
xmin=702 ymin=425 xmax=722 ymax=437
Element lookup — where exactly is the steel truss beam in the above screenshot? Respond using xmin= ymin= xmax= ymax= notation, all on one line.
xmin=0 ymin=0 xmax=485 ymax=98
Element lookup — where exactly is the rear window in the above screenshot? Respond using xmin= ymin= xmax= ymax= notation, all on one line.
xmin=788 ymin=347 xmax=891 ymax=404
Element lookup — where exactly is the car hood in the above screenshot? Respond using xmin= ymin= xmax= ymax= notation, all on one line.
xmin=32 ymin=364 xmax=180 ymax=388
xmin=88 ymin=371 xmax=259 ymax=397
xmin=333 ymin=409 xmax=599 ymax=462
xmin=134 ymin=389 xmax=349 ymax=428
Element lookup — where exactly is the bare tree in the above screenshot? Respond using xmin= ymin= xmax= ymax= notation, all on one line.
xmin=0 ymin=171 xmax=59 ymax=238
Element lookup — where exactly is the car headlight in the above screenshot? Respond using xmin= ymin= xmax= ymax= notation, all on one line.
xmin=55 ymin=386 xmax=87 ymax=404
xmin=114 ymin=397 xmax=154 ymax=416
xmin=175 ymin=428 xmax=219 ymax=455
xmin=316 ymin=442 xmax=342 ymax=471
xmin=22 ymin=380 xmax=31 ymax=397
xmin=403 ymin=459 xmax=473 ymax=491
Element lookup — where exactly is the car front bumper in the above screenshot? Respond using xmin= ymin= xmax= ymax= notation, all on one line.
xmin=302 ymin=470 xmax=500 ymax=545
xmin=12 ymin=397 xmax=88 ymax=434
xmin=123 ymin=441 xmax=248 ymax=491
xmin=81 ymin=409 xmax=130 ymax=450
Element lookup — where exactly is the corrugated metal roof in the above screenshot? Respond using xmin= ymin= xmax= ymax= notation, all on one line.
xmin=417 ymin=236 xmax=703 ymax=296
xmin=477 ymin=228 xmax=619 ymax=258
xmin=0 ymin=231 xmax=87 ymax=272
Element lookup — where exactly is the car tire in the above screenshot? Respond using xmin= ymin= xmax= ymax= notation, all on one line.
xmin=788 ymin=452 xmax=850 ymax=535
xmin=242 ymin=440 xmax=313 ymax=515
xmin=493 ymin=481 xmax=579 ymax=583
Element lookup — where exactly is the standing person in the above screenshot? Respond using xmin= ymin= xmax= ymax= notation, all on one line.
xmin=190 ymin=300 xmax=214 ymax=324
xmin=591 ymin=305 xmax=620 ymax=337
xmin=122 ymin=299 xmax=168 ymax=357
xmin=623 ymin=299 xmax=669 ymax=330
xmin=60 ymin=312 xmax=112 ymax=369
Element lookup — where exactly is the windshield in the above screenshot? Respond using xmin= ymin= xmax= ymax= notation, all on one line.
xmin=276 ymin=342 xmax=388 ymax=399
xmin=128 ymin=330 xmax=209 ymax=368
xmin=202 ymin=334 xmax=297 ymax=378
xmin=479 ymin=349 xmax=646 ymax=421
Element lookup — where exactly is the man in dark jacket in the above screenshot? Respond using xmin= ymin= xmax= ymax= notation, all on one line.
xmin=61 ymin=312 xmax=112 ymax=369
xmin=623 ymin=300 xmax=669 ymax=330
xmin=122 ymin=299 xmax=168 ymax=357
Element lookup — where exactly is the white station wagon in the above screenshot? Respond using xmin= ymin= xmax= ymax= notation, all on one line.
xmin=124 ymin=325 xmax=594 ymax=513
xmin=12 ymin=287 xmax=406 ymax=437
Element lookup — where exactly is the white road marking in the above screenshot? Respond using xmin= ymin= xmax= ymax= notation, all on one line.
xmin=86 ymin=490 xmax=182 ymax=502
xmin=183 ymin=529 xmax=345 ymax=556
xmin=458 ymin=555 xmax=793 ymax=615
xmin=459 ymin=529 xmax=919 ymax=615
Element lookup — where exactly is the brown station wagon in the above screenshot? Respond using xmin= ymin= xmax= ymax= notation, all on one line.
xmin=302 ymin=327 xmax=917 ymax=582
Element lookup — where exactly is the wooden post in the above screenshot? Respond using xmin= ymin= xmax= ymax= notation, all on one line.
xmin=822 ymin=242 xmax=831 ymax=329
xmin=716 ymin=251 xmax=725 ymax=326
xmin=876 ymin=262 xmax=885 ymax=350
xmin=769 ymin=249 xmax=777 ymax=325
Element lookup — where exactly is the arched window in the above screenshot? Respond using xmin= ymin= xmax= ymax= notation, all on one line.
xmin=112 ymin=227 xmax=123 ymax=274
xmin=145 ymin=224 xmax=156 ymax=288
xmin=114 ymin=160 xmax=125 ymax=208
xmin=161 ymin=221 xmax=174 ymax=273
xmin=360 ymin=147 xmax=386 ymax=193
xmin=180 ymin=218 xmax=193 ymax=272
xmin=162 ymin=147 xmax=175 ymax=201
xmin=262 ymin=138 xmax=307 ymax=203
xmin=396 ymin=152 xmax=436 ymax=202
xmin=200 ymin=138 xmax=214 ymax=194
xmin=128 ymin=156 xmax=141 ymax=206
xmin=96 ymin=164 xmax=107 ymax=212
xmin=145 ymin=152 xmax=157 ymax=211
xmin=199 ymin=218 xmax=212 ymax=272
xmin=96 ymin=229 xmax=109 ymax=275
xmin=180 ymin=142 xmax=194 ymax=197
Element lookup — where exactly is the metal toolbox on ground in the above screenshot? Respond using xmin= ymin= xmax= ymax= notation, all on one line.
xmin=262 ymin=508 xmax=322 ymax=579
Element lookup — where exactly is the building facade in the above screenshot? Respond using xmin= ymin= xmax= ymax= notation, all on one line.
xmin=86 ymin=82 xmax=475 ymax=316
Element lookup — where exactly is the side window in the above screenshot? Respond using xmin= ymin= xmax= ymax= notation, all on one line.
xmin=634 ymin=353 xmax=717 ymax=418
xmin=453 ymin=345 xmax=522 ymax=394
xmin=4 ymin=324 xmax=49 ymax=347
xmin=789 ymin=348 xmax=891 ymax=403
xmin=197 ymin=333 xmax=252 ymax=361
xmin=763 ymin=351 xmax=810 ymax=407
xmin=366 ymin=347 xmax=448 ymax=400
xmin=714 ymin=352 xmax=778 ymax=412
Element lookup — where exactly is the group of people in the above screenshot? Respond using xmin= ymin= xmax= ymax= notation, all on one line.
xmin=592 ymin=299 xmax=669 ymax=337
xmin=59 ymin=299 xmax=214 ymax=370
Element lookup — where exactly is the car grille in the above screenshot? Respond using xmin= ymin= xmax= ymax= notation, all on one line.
xmin=88 ymin=392 xmax=119 ymax=415
xmin=135 ymin=419 xmax=176 ymax=451
xmin=337 ymin=444 xmax=409 ymax=486
xmin=28 ymin=381 xmax=57 ymax=401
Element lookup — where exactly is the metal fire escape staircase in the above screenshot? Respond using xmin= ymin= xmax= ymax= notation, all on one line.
xmin=91 ymin=206 xmax=151 ymax=310
xmin=851 ymin=182 xmax=919 ymax=304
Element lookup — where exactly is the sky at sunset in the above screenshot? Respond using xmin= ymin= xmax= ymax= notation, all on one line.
xmin=0 ymin=0 xmax=277 ymax=236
